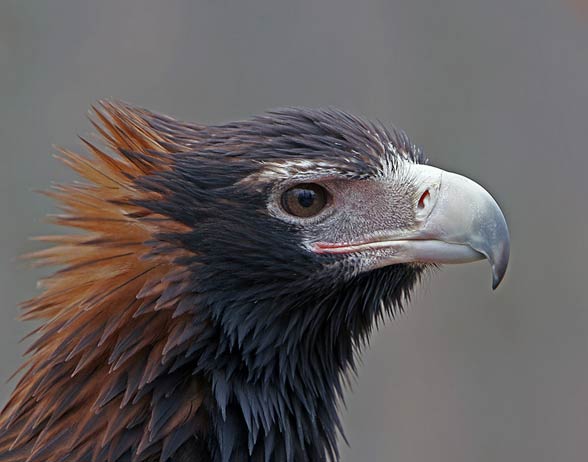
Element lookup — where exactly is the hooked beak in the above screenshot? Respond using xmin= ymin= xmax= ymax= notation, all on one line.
xmin=315 ymin=164 xmax=510 ymax=289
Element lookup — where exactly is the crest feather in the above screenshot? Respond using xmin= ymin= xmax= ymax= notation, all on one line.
xmin=0 ymin=101 xmax=206 ymax=462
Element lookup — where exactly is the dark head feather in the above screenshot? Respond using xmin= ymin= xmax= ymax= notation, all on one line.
xmin=0 ymin=102 xmax=431 ymax=462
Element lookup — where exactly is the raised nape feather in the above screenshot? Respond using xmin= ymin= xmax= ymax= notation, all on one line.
xmin=0 ymin=102 xmax=423 ymax=462
xmin=0 ymin=103 xmax=211 ymax=462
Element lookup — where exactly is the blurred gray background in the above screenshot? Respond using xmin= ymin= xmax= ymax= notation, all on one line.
xmin=1 ymin=1 xmax=587 ymax=461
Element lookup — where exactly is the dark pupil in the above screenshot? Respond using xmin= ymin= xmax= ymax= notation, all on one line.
xmin=297 ymin=189 xmax=316 ymax=208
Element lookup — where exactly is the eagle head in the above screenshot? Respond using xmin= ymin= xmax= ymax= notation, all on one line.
xmin=0 ymin=103 xmax=509 ymax=462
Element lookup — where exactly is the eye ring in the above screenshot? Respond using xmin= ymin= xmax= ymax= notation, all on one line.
xmin=280 ymin=183 xmax=330 ymax=218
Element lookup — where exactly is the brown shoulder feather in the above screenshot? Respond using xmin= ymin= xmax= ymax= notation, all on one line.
xmin=0 ymin=102 xmax=208 ymax=462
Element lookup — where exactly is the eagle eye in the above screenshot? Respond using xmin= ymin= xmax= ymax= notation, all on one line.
xmin=281 ymin=183 xmax=329 ymax=218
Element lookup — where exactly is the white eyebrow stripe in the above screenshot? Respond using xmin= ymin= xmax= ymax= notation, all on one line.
xmin=239 ymin=159 xmax=348 ymax=184
xmin=239 ymin=143 xmax=422 ymax=186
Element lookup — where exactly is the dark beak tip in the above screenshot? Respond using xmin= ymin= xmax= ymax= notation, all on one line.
xmin=491 ymin=265 xmax=508 ymax=290
xmin=491 ymin=274 xmax=502 ymax=290
xmin=490 ymin=245 xmax=510 ymax=290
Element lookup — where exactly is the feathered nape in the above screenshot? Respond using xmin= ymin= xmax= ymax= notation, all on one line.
xmin=0 ymin=103 xmax=210 ymax=462
xmin=0 ymin=102 xmax=423 ymax=462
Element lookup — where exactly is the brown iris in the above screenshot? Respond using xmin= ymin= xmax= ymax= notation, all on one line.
xmin=281 ymin=183 xmax=329 ymax=218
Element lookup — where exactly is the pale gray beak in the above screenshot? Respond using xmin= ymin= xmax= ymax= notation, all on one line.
xmin=401 ymin=164 xmax=510 ymax=289
xmin=315 ymin=164 xmax=510 ymax=289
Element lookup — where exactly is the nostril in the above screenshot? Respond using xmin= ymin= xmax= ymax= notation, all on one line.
xmin=418 ymin=189 xmax=431 ymax=210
